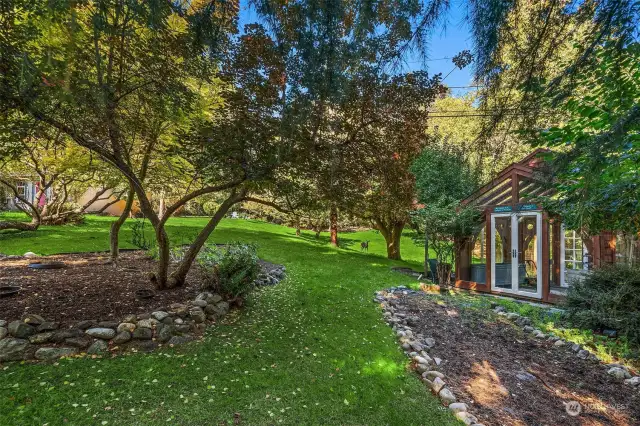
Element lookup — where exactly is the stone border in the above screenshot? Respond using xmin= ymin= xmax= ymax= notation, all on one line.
xmin=0 ymin=265 xmax=286 ymax=363
xmin=374 ymin=286 xmax=486 ymax=426
xmin=492 ymin=305 xmax=640 ymax=388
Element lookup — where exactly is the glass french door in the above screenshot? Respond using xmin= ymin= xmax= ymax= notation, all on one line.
xmin=491 ymin=212 xmax=542 ymax=298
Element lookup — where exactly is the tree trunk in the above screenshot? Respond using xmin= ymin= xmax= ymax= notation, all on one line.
xmin=329 ymin=204 xmax=338 ymax=246
xmin=110 ymin=186 xmax=135 ymax=262
xmin=424 ymin=228 xmax=429 ymax=276
xmin=437 ymin=262 xmax=452 ymax=288
xmin=158 ymin=197 xmax=166 ymax=220
xmin=386 ymin=222 xmax=403 ymax=260
xmin=0 ymin=217 xmax=40 ymax=232
xmin=167 ymin=194 xmax=239 ymax=288
xmin=153 ymin=226 xmax=171 ymax=289
xmin=375 ymin=219 xmax=404 ymax=260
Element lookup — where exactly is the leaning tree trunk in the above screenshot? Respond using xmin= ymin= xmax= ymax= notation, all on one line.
xmin=110 ymin=187 xmax=135 ymax=262
xmin=0 ymin=216 xmax=40 ymax=232
xmin=329 ymin=204 xmax=339 ymax=247
xmin=167 ymin=195 xmax=239 ymax=288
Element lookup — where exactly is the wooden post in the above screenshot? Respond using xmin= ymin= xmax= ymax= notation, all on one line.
xmin=552 ymin=221 xmax=561 ymax=286
xmin=511 ymin=171 xmax=519 ymax=204
xmin=485 ymin=210 xmax=492 ymax=288
xmin=541 ymin=212 xmax=550 ymax=302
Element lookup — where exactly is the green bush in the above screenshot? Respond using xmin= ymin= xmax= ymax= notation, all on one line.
xmin=197 ymin=243 xmax=261 ymax=299
xmin=564 ymin=264 xmax=640 ymax=345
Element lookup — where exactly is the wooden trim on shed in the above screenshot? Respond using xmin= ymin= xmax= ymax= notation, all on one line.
xmin=541 ymin=212 xmax=550 ymax=302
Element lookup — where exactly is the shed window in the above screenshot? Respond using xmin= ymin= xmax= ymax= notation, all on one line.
xmin=565 ymin=230 xmax=588 ymax=270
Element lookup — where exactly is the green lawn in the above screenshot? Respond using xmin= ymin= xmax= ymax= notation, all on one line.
xmin=0 ymin=215 xmax=455 ymax=425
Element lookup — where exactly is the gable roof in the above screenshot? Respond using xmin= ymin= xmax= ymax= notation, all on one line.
xmin=462 ymin=149 xmax=551 ymax=208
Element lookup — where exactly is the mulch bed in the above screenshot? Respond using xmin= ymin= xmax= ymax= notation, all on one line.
xmin=0 ymin=252 xmax=202 ymax=326
xmin=400 ymin=294 xmax=639 ymax=426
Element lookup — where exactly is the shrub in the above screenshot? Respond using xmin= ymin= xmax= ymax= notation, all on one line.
xmin=564 ymin=264 xmax=640 ymax=345
xmin=197 ymin=243 xmax=261 ymax=299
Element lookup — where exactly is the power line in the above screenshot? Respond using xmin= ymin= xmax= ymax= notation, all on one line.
xmin=427 ymin=112 xmax=530 ymax=118
xmin=446 ymin=85 xmax=485 ymax=89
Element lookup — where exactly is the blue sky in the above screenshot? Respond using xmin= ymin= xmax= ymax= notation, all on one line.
xmin=238 ymin=1 xmax=476 ymax=97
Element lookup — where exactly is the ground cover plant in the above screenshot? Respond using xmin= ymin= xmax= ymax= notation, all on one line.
xmin=0 ymin=215 xmax=455 ymax=425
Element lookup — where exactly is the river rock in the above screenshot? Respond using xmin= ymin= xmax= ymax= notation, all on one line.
xmin=65 ymin=336 xmax=92 ymax=348
xmin=424 ymin=371 xmax=445 ymax=380
xmin=205 ymin=302 xmax=229 ymax=317
xmin=52 ymin=328 xmax=84 ymax=343
xmin=414 ymin=356 xmax=431 ymax=365
xmin=448 ymin=402 xmax=468 ymax=413
xmin=454 ymin=411 xmax=477 ymax=425
xmin=122 ymin=314 xmax=137 ymax=323
xmin=34 ymin=347 xmax=77 ymax=361
xmin=8 ymin=321 xmax=36 ymax=339
xmin=431 ymin=376 xmax=445 ymax=394
xmin=87 ymin=340 xmax=109 ymax=354
xmin=416 ymin=364 xmax=429 ymax=374
xmin=37 ymin=322 xmax=59 ymax=332
xmin=608 ymin=367 xmax=631 ymax=380
xmin=207 ymin=294 xmax=223 ymax=304
xmin=29 ymin=332 xmax=55 ymax=344
xmin=192 ymin=299 xmax=208 ymax=308
xmin=112 ymin=331 xmax=132 ymax=345
xmin=151 ymin=311 xmax=169 ymax=321
xmin=117 ymin=323 xmax=136 ymax=333
xmin=136 ymin=319 xmax=158 ymax=329
xmin=577 ymin=349 xmax=590 ymax=359
xmin=624 ymin=376 xmax=640 ymax=387
xmin=22 ymin=314 xmax=46 ymax=326
xmin=439 ymin=387 xmax=457 ymax=404
xmin=0 ymin=327 xmax=7 ymax=340
xmin=189 ymin=307 xmax=206 ymax=323
xmin=133 ymin=327 xmax=153 ymax=340
xmin=169 ymin=303 xmax=188 ymax=316
xmin=85 ymin=328 xmax=116 ymax=340
xmin=0 ymin=338 xmax=30 ymax=361
xmin=157 ymin=325 xmax=175 ymax=343
xmin=76 ymin=320 xmax=96 ymax=330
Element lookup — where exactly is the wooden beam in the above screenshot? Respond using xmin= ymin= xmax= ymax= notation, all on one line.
xmin=485 ymin=209 xmax=492 ymax=289
xmin=511 ymin=170 xmax=519 ymax=204
xmin=477 ymin=179 xmax=512 ymax=206
xmin=542 ymin=212 xmax=550 ymax=302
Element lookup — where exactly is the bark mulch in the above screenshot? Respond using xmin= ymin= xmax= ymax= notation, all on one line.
xmin=399 ymin=293 xmax=639 ymax=426
xmin=0 ymin=252 xmax=201 ymax=326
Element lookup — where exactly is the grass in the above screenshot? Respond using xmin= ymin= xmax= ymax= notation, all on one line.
xmin=0 ymin=214 xmax=456 ymax=425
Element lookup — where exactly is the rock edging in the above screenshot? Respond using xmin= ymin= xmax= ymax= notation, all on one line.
xmin=374 ymin=287 xmax=486 ymax=426
xmin=0 ymin=291 xmax=233 ymax=363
